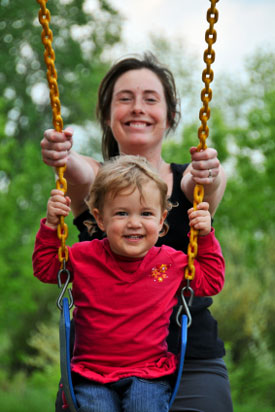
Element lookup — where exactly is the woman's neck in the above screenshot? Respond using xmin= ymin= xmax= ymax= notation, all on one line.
xmin=120 ymin=147 xmax=164 ymax=170
xmin=119 ymin=148 xmax=173 ymax=195
xmin=145 ymin=154 xmax=165 ymax=172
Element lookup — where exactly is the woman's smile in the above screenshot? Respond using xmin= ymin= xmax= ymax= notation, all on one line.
xmin=124 ymin=121 xmax=152 ymax=129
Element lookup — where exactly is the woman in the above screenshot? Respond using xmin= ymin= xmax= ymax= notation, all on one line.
xmin=41 ymin=53 xmax=232 ymax=412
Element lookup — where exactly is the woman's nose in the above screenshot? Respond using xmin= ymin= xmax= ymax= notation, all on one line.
xmin=132 ymin=97 xmax=145 ymax=114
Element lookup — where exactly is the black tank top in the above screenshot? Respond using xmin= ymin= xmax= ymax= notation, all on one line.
xmin=73 ymin=163 xmax=225 ymax=359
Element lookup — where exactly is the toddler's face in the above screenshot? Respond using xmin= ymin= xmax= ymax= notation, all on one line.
xmin=93 ymin=180 xmax=167 ymax=258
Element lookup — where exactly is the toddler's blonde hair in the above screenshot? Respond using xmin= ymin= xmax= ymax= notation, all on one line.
xmin=85 ymin=155 xmax=172 ymax=236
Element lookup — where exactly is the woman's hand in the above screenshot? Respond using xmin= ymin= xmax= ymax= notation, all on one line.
xmin=188 ymin=202 xmax=211 ymax=236
xmin=182 ymin=146 xmax=227 ymax=216
xmin=189 ymin=146 xmax=220 ymax=185
xmin=46 ymin=189 xmax=71 ymax=229
xmin=41 ymin=126 xmax=100 ymax=217
xmin=41 ymin=127 xmax=74 ymax=167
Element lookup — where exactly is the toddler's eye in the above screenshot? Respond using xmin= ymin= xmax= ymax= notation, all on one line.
xmin=142 ymin=211 xmax=153 ymax=216
xmin=115 ymin=211 xmax=127 ymax=216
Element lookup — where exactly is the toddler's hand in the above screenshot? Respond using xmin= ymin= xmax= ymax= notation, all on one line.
xmin=188 ymin=202 xmax=211 ymax=236
xmin=46 ymin=189 xmax=71 ymax=229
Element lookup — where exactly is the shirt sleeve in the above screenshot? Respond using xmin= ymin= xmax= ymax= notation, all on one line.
xmin=32 ymin=218 xmax=73 ymax=284
xmin=191 ymin=229 xmax=225 ymax=296
xmin=169 ymin=228 xmax=225 ymax=296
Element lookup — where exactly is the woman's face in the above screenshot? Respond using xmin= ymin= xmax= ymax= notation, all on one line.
xmin=108 ymin=69 xmax=169 ymax=155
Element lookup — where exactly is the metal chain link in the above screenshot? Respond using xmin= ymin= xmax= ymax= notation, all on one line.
xmin=185 ymin=0 xmax=219 ymax=282
xmin=37 ymin=0 xmax=68 ymax=264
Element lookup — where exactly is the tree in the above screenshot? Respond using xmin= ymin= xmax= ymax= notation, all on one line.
xmin=0 ymin=0 xmax=122 ymax=373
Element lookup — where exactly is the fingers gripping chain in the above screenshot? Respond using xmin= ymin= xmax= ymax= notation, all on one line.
xmin=185 ymin=0 xmax=219 ymax=283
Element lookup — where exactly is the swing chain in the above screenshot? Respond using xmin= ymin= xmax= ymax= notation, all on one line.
xmin=184 ymin=0 xmax=219 ymax=283
xmin=198 ymin=0 xmax=219 ymax=150
xmin=37 ymin=0 xmax=69 ymax=266
xmin=176 ymin=281 xmax=194 ymax=328
xmin=57 ymin=259 xmax=74 ymax=311
xmin=37 ymin=0 xmax=63 ymax=133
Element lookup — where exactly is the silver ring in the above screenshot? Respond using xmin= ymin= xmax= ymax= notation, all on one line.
xmin=208 ymin=169 xmax=212 ymax=178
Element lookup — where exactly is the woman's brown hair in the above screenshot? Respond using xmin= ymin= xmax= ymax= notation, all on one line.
xmin=96 ymin=53 xmax=181 ymax=160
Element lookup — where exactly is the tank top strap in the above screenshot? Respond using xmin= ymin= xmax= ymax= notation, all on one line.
xmin=169 ymin=163 xmax=190 ymax=202
xmin=170 ymin=162 xmax=189 ymax=175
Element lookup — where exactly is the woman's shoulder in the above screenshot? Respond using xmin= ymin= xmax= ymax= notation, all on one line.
xmin=168 ymin=162 xmax=192 ymax=205
xmin=170 ymin=162 xmax=189 ymax=175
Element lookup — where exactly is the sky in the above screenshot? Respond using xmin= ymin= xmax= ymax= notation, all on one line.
xmin=109 ymin=0 xmax=275 ymax=75
xmin=72 ymin=0 xmax=275 ymax=152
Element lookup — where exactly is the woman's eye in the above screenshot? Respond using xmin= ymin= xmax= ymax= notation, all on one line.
xmin=119 ymin=97 xmax=131 ymax=102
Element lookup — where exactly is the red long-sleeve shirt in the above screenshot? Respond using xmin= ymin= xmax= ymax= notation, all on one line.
xmin=33 ymin=219 xmax=225 ymax=383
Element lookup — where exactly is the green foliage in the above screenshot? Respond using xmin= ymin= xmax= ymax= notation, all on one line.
xmin=0 ymin=369 xmax=58 ymax=412
xmin=0 ymin=307 xmax=64 ymax=412
xmin=162 ymin=46 xmax=275 ymax=410
xmin=0 ymin=310 xmax=61 ymax=412
xmin=224 ymin=345 xmax=275 ymax=412
xmin=163 ymin=123 xmax=199 ymax=164
xmin=212 ymin=231 xmax=275 ymax=361
xmin=213 ymin=57 xmax=275 ymax=271
xmin=0 ymin=0 xmax=122 ymax=379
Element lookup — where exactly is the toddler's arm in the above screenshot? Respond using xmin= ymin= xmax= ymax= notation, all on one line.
xmin=32 ymin=190 xmax=71 ymax=283
xmin=183 ymin=201 xmax=224 ymax=295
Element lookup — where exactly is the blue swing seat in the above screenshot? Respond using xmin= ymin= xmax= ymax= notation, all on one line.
xmin=59 ymin=297 xmax=188 ymax=411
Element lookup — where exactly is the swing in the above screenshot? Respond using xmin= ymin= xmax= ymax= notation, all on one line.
xmin=36 ymin=0 xmax=220 ymax=410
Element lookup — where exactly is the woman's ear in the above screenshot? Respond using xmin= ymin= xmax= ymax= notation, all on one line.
xmin=92 ymin=208 xmax=105 ymax=232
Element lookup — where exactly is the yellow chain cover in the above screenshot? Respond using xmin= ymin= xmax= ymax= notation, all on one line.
xmin=185 ymin=0 xmax=219 ymax=281
xmin=37 ymin=0 xmax=68 ymax=264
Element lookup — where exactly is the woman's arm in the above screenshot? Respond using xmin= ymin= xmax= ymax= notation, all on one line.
xmin=41 ymin=128 xmax=101 ymax=216
xmin=181 ymin=147 xmax=227 ymax=216
xmin=61 ymin=151 xmax=100 ymax=216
